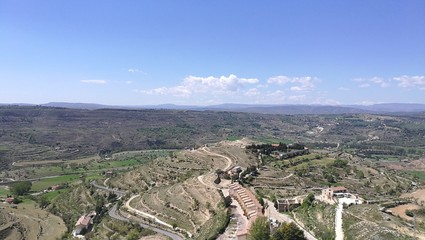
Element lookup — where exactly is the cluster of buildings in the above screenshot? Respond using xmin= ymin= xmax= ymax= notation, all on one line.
xmin=229 ymin=182 xmax=263 ymax=240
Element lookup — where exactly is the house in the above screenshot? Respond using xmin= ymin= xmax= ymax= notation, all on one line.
xmin=105 ymin=171 xmax=114 ymax=177
xmin=51 ymin=185 xmax=62 ymax=191
xmin=322 ymin=186 xmax=347 ymax=199
xmin=276 ymin=198 xmax=302 ymax=212
xmin=74 ymin=211 xmax=96 ymax=235
xmin=5 ymin=197 xmax=14 ymax=204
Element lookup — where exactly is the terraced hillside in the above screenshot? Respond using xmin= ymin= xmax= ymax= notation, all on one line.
xmin=108 ymin=143 xmax=254 ymax=239
xmin=2 ymin=106 xmax=425 ymax=171
xmin=0 ymin=201 xmax=66 ymax=239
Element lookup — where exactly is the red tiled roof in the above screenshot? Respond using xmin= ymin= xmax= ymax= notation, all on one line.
xmin=330 ymin=186 xmax=347 ymax=191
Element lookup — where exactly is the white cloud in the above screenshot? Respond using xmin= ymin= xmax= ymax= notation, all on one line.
xmin=353 ymin=77 xmax=389 ymax=88
xmin=138 ymin=74 xmax=258 ymax=97
xmin=338 ymin=87 xmax=349 ymax=91
xmin=370 ymin=77 xmax=389 ymax=87
xmin=267 ymin=76 xmax=317 ymax=92
xmin=125 ymin=81 xmax=133 ymax=84
xmin=393 ymin=75 xmax=425 ymax=88
xmin=183 ymin=74 xmax=258 ymax=93
xmin=81 ymin=80 xmax=107 ymax=84
xmin=139 ymin=86 xmax=192 ymax=97
xmin=287 ymin=95 xmax=306 ymax=102
xmin=128 ymin=68 xmax=145 ymax=74
xmin=244 ymin=88 xmax=260 ymax=97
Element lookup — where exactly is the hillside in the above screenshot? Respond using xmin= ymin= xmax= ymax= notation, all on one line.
xmin=1 ymin=106 xmax=425 ymax=169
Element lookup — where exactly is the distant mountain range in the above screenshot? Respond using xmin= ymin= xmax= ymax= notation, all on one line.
xmin=1 ymin=102 xmax=425 ymax=115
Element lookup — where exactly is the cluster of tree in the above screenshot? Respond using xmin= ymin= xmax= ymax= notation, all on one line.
xmin=10 ymin=181 xmax=32 ymax=196
xmin=247 ymin=143 xmax=306 ymax=155
xmin=249 ymin=216 xmax=306 ymax=240
xmin=240 ymin=166 xmax=259 ymax=185
xmin=247 ymin=143 xmax=288 ymax=155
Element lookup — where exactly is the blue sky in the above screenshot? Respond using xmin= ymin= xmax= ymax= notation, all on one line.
xmin=1 ymin=1 xmax=424 ymax=105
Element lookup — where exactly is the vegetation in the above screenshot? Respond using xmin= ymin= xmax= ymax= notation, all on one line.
xmin=248 ymin=218 xmax=306 ymax=240
xmin=272 ymin=222 xmax=306 ymax=240
xmin=249 ymin=216 xmax=270 ymax=240
xmin=2 ymin=107 xmax=425 ymax=239
xmin=10 ymin=181 xmax=32 ymax=196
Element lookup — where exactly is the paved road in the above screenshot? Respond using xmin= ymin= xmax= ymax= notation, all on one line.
xmin=90 ymin=180 xmax=126 ymax=196
xmin=108 ymin=203 xmax=183 ymax=240
xmin=91 ymin=181 xmax=183 ymax=240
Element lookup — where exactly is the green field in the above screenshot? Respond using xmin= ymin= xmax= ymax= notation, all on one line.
xmin=0 ymin=186 xmax=11 ymax=196
xmin=406 ymin=170 xmax=425 ymax=180
xmin=31 ymin=174 xmax=82 ymax=192
xmin=252 ymin=137 xmax=293 ymax=144
xmin=42 ymin=188 xmax=71 ymax=201
xmin=226 ymin=136 xmax=241 ymax=141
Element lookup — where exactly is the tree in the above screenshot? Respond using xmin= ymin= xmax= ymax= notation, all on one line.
xmin=126 ymin=229 xmax=140 ymax=240
xmin=10 ymin=181 xmax=32 ymax=196
xmin=214 ymin=175 xmax=221 ymax=184
xmin=39 ymin=195 xmax=50 ymax=208
xmin=249 ymin=216 xmax=270 ymax=240
xmin=223 ymin=196 xmax=232 ymax=208
xmin=301 ymin=193 xmax=314 ymax=210
xmin=272 ymin=222 xmax=306 ymax=240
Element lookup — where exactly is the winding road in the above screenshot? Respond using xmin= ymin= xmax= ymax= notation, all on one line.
xmin=200 ymin=147 xmax=233 ymax=171
xmin=90 ymin=181 xmax=183 ymax=240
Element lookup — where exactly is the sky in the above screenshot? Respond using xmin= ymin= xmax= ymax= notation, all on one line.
xmin=1 ymin=1 xmax=425 ymax=106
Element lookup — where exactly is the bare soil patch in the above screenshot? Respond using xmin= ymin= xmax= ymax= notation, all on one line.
xmin=388 ymin=203 xmax=421 ymax=221
xmin=401 ymin=189 xmax=425 ymax=203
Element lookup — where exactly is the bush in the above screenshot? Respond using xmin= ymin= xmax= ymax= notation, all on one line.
xmin=10 ymin=181 xmax=32 ymax=196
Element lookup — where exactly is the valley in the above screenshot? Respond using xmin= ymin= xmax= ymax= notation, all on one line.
xmin=0 ymin=106 xmax=425 ymax=239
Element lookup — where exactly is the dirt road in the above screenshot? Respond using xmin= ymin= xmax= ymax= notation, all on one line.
xmin=335 ymin=202 xmax=344 ymax=240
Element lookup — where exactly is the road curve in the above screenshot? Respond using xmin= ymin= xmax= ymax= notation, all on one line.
xmin=90 ymin=180 xmax=126 ymax=196
xmin=90 ymin=181 xmax=183 ymax=240
xmin=108 ymin=204 xmax=183 ymax=240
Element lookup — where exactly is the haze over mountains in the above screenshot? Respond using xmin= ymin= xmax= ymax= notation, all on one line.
xmin=1 ymin=102 xmax=425 ymax=115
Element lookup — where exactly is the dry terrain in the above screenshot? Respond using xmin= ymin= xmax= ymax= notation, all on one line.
xmin=0 ymin=202 xmax=66 ymax=239
xmin=108 ymin=142 xmax=255 ymax=239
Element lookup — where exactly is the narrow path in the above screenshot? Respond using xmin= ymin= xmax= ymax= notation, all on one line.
xmin=335 ymin=201 xmax=344 ymax=240
xmin=200 ymin=147 xmax=233 ymax=171
xmin=195 ymin=147 xmax=235 ymax=189
xmin=103 ymin=177 xmax=110 ymax=187
xmin=264 ymin=199 xmax=317 ymax=240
